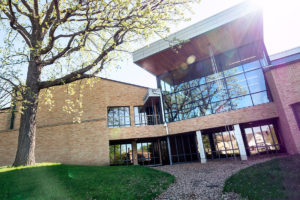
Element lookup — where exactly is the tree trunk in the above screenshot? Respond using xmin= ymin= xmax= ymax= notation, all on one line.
xmin=13 ymin=60 xmax=41 ymax=166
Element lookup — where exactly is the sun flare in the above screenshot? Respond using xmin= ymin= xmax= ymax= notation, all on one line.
xmin=249 ymin=0 xmax=300 ymax=54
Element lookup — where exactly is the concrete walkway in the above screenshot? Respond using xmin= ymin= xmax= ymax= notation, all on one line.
xmin=154 ymin=156 xmax=283 ymax=200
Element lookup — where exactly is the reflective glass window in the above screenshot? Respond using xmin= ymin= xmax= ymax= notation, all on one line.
xmin=209 ymin=80 xmax=229 ymax=102
xmin=134 ymin=106 xmax=147 ymax=126
xmin=231 ymin=95 xmax=253 ymax=110
xmin=226 ymin=74 xmax=249 ymax=98
xmin=159 ymin=42 xmax=271 ymax=122
xmin=224 ymin=65 xmax=243 ymax=77
xmin=107 ymin=107 xmax=130 ymax=128
xmin=211 ymin=100 xmax=231 ymax=114
xmin=251 ymin=91 xmax=269 ymax=105
xmin=245 ymin=69 xmax=266 ymax=93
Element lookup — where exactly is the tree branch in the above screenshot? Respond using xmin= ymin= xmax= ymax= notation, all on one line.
xmin=39 ymin=28 xmax=126 ymax=89
xmin=3 ymin=0 xmax=32 ymax=47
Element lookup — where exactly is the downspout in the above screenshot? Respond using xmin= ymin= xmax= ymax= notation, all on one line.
xmin=159 ymin=89 xmax=173 ymax=165
xmin=9 ymin=90 xmax=17 ymax=130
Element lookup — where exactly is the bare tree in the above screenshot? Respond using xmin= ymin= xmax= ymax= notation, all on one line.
xmin=0 ymin=0 xmax=196 ymax=166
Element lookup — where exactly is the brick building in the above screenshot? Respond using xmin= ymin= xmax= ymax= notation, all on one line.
xmin=0 ymin=3 xmax=299 ymax=166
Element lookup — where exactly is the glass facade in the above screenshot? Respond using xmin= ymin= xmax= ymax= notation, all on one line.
xmin=169 ymin=133 xmax=198 ymax=163
xmin=134 ymin=105 xmax=162 ymax=126
xmin=109 ymin=143 xmax=133 ymax=165
xmin=202 ymin=130 xmax=240 ymax=159
xmin=134 ymin=106 xmax=147 ymax=126
xmin=107 ymin=107 xmax=130 ymax=128
xmin=137 ymin=142 xmax=160 ymax=165
xmin=244 ymin=124 xmax=280 ymax=155
xmin=158 ymin=42 xmax=272 ymax=122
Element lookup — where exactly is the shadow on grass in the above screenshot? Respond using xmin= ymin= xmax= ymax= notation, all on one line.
xmin=0 ymin=164 xmax=174 ymax=200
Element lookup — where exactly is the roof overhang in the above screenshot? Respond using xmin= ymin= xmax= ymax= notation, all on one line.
xmin=133 ymin=3 xmax=264 ymax=76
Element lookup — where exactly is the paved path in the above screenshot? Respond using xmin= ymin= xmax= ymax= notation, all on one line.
xmin=154 ymin=156 xmax=283 ymax=200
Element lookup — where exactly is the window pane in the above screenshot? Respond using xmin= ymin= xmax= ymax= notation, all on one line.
xmin=239 ymin=43 xmax=261 ymax=71
xmin=189 ymin=77 xmax=205 ymax=87
xmin=231 ymin=95 xmax=253 ymax=110
xmin=261 ymin=125 xmax=276 ymax=150
xmin=253 ymin=127 xmax=264 ymax=152
xmin=107 ymin=107 xmax=130 ymax=128
xmin=224 ymin=65 xmax=243 ymax=77
xmin=251 ymin=91 xmax=269 ymax=105
xmin=211 ymin=100 xmax=231 ymax=114
xmin=242 ymin=60 xmax=261 ymax=71
xmin=226 ymin=74 xmax=249 ymax=98
xmin=160 ymin=80 xmax=166 ymax=91
xmin=209 ymin=80 xmax=228 ymax=102
xmin=245 ymin=128 xmax=258 ymax=155
xmin=134 ymin=106 xmax=146 ymax=126
xmin=245 ymin=69 xmax=266 ymax=93
xmin=219 ymin=49 xmax=241 ymax=70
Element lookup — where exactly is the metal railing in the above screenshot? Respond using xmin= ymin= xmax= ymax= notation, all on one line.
xmin=135 ymin=114 xmax=163 ymax=126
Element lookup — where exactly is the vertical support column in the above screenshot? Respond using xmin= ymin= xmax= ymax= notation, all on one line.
xmin=157 ymin=138 xmax=163 ymax=165
xmin=234 ymin=124 xmax=247 ymax=161
xmin=166 ymin=136 xmax=173 ymax=165
xmin=132 ymin=140 xmax=138 ymax=165
xmin=196 ymin=130 xmax=207 ymax=163
xmin=153 ymin=102 xmax=158 ymax=125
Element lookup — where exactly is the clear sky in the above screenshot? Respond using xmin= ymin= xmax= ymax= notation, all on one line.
xmin=101 ymin=0 xmax=300 ymax=88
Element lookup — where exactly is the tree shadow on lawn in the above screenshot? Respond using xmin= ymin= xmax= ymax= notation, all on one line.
xmin=0 ymin=164 xmax=174 ymax=200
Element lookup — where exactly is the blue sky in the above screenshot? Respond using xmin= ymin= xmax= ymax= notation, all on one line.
xmin=100 ymin=0 xmax=300 ymax=88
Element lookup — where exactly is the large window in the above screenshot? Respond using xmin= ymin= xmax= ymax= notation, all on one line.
xmin=137 ymin=141 xmax=160 ymax=165
xmin=291 ymin=103 xmax=300 ymax=130
xmin=134 ymin=105 xmax=162 ymax=126
xmin=243 ymin=124 xmax=280 ymax=155
xmin=107 ymin=107 xmax=130 ymax=128
xmin=202 ymin=129 xmax=240 ymax=160
xmin=134 ymin=106 xmax=147 ymax=126
xmin=109 ymin=143 xmax=132 ymax=165
xmin=159 ymin=42 xmax=272 ymax=122
xmin=169 ymin=133 xmax=198 ymax=163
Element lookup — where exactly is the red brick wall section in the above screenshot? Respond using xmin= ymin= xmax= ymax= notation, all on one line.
xmin=167 ymin=103 xmax=278 ymax=134
xmin=0 ymin=78 xmax=148 ymax=166
xmin=0 ymin=75 xmax=283 ymax=166
xmin=265 ymin=61 xmax=300 ymax=154
xmin=0 ymin=110 xmax=11 ymax=131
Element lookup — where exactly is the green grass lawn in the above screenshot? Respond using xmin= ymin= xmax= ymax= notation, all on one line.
xmin=0 ymin=163 xmax=174 ymax=200
xmin=223 ymin=155 xmax=300 ymax=200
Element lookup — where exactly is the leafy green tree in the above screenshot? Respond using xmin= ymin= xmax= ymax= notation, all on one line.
xmin=0 ymin=0 xmax=195 ymax=166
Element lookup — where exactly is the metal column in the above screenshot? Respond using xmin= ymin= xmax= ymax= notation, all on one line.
xmin=196 ymin=130 xmax=207 ymax=163
xmin=234 ymin=124 xmax=248 ymax=161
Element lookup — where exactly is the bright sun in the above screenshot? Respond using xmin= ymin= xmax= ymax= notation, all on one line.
xmin=249 ymin=0 xmax=300 ymax=54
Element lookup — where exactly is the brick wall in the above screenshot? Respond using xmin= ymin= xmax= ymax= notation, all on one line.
xmin=0 ymin=72 xmax=286 ymax=166
xmin=265 ymin=61 xmax=300 ymax=154
xmin=167 ymin=103 xmax=278 ymax=134
xmin=0 ymin=78 xmax=150 ymax=166
xmin=0 ymin=109 xmax=11 ymax=131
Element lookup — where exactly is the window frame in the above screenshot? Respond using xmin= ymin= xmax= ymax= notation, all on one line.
xmin=134 ymin=106 xmax=147 ymax=126
xmin=291 ymin=102 xmax=300 ymax=131
xmin=107 ymin=106 xmax=131 ymax=128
